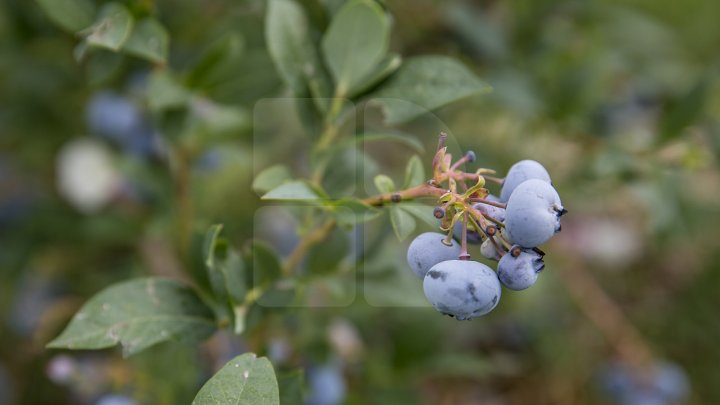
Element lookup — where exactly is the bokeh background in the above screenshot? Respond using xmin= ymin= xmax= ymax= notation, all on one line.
xmin=1 ymin=0 xmax=720 ymax=404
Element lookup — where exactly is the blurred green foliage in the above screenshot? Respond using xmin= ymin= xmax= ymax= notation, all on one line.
xmin=1 ymin=0 xmax=720 ymax=404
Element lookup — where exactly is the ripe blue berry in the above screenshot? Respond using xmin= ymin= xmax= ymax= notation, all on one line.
xmin=474 ymin=201 xmax=505 ymax=222
xmin=407 ymin=232 xmax=461 ymax=278
xmin=307 ymin=363 xmax=347 ymax=405
xmin=599 ymin=361 xmax=689 ymax=405
xmin=480 ymin=239 xmax=501 ymax=261
xmin=423 ymin=260 xmax=501 ymax=320
xmin=86 ymin=91 xmax=156 ymax=156
xmin=497 ymin=248 xmax=544 ymax=290
xmin=500 ymin=160 xmax=551 ymax=202
xmin=504 ymin=179 xmax=565 ymax=248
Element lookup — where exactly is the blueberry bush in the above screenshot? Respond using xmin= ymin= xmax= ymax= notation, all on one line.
xmin=2 ymin=0 xmax=720 ymax=404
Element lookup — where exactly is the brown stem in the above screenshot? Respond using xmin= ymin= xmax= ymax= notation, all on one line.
xmin=449 ymin=153 xmax=472 ymax=172
xmin=465 ymin=203 xmax=491 ymax=232
xmin=281 ymin=184 xmax=446 ymax=276
xmin=459 ymin=211 xmax=470 ymax=260
xmin=283 ymin=219 xmax=337 ymax=275
xmin=482 ymin=214 xmax=504 ymax=227
xmin=556 ymin=258 xmax=654 ymax=370
xmin=173 ymin=146 xmax=193 ymax=257
xmin=281 ymin=182 xmax=453 ymax=276
xmin=362 ymin=184 xmax=445 ymax=206
xmin=470 ymin=197 xmax=507 ymax=209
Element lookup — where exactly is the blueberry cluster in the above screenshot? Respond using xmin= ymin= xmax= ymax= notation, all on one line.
xmin=406 ymin=158 xmax=566 ymax=320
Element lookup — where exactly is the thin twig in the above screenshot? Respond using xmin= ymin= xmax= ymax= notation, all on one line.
xmin=459 ymin=211 xmax=469 ymax=260
xmin=283 ymin=219 xmax=337 ymax=275
xmin=555 ymin=258 xmax=655 ymax=370
xmin=362 ymin=184 xmax=445 ymax=206
xmin=470 ymin=197 xmax=507 ymax=209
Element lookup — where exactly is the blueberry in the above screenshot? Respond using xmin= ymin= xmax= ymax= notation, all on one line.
xmin=474 ymin=201 xmax=505 ymax=222
xmin=504 ymin=179 xmax=564 ymax=248
xmin=95 ymin=394 xmax=137 ymax=405
xmin=497 ymin=248 xmax=544 ymax=290
xmin=407 ymin=232 xmax=461 ymax=278
xmin=500 ymin=160 xmax=551 ymax=202
xmin=306 ymin=363 xmax=346 ymax=405
xmin=599 ymin=360 xmax=690 ymax=405
xmin=86 ymin=91 xmax=157 ymax=157
xmin=651 ymin=362 xmax=690 ymax=402
xmin=480 ymin=239 xmax=500 ymax=261
xmin=423 ymin=260 xmax=501 ymax=320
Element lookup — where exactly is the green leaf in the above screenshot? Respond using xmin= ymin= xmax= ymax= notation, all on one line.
xmin=390 ymin=205 xmax=416 ymax=241
xmin=278 ymin=370 xmax=304 ymax=405
xmin=660 ymin=76 xmax=711 ymax=141
xmin=295 ymin=95 xmax=324 ymax=136
xmin=85 ymin=50 xmax=124 ymax=85
xmin=83 ymin=3 xmax=133 ymax=51
xmin=373 ymin=174 xmax=395 ymax=194
xmin=186 ymin=33 xmax=244 ymax=89
xmin=192 ymin=353 xmax=280 ymax=405
xmin=204 ymin=225 xmax=247 ymax=333
xmin=306 ymin=227 xmax=349 ymax=274
xmin=266 ymin=0 xmax=320 ymax=94
xmin=36 ymin=0 xmax=95 ymax=32
xmin=398 ymin=204 xmax=437 ymax=228
xmin=253 ymin=165 xmax=292 ymax=194
xmin=262 ymin=181 xmax=321 ymax=201
xmin=251 ymin=242 xmax=283 ymax=286
xmin=204 ymin=225 xmax=225 ymax=276
xmin=321 ymin=0 xmax=390 ymax=97
xmin=347 ymin=53 xmax=402 ymax=98
xmin=403 ymin=155 xmax=425 ymax=188
xmin=257 ymin=282 xmax=297 ymax=307
xmin=147 ymin=70 xmax=191 ymax=112
xmin=123 ymin=18 xmax=169 ymax=64
xmin=370 ymin=55 xmax=492 ymax=125
xmin=330 ymin=132 xmax=424 ymax=154
xmin=188 ymin=99 xmax=251 ymax=137
xmin=330 ymin=199 xmax=382 ymax=227
xmin=47 ymin=278 xmax=216 ymax=357
xmin=316 ymin=147 xmax=375 ymax=199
